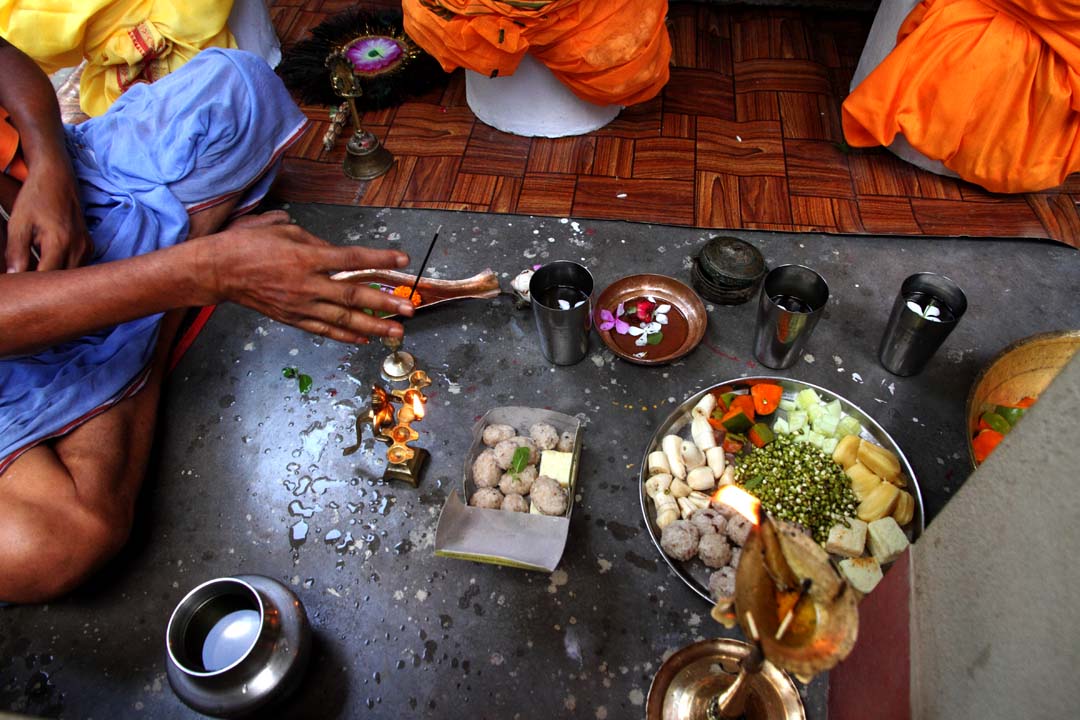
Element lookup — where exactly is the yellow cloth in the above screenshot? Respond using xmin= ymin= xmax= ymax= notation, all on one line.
xmin=0 ymin=0 xmax=237 ymax=116
xmin=842 ymin=0 xmax=1080 ymax=193
xmin=403 ymin=0 xmax=671 ymax=107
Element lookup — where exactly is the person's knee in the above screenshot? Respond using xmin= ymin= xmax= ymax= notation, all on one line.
xmin=0 ymin=504 xmax=131 ymax=602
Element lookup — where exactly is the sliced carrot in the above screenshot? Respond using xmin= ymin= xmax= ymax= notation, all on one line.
xmin=728 ymin=394 xmax=756 ymax=422
xmin=976 ymin=417 xmax=991 ymax=432
xmin=707 ymin=415 xmax=726 ymax=432
xmin=750 ymin=383 xmax=783 ymax=416
xmin=972 ymin=429 xmax=1005 ymax=464
xmin=1015 ymin=396 xmax=1037 ymax=409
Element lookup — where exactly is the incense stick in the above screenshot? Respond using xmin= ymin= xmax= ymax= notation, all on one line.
xmin=775 ymin=578 xmax=813 ymax=641
xmin=408 ymin=225 xmax=442 ymax=302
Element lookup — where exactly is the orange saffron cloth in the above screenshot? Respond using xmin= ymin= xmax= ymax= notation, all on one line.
xmin=841 ymin=0 xmax=1080 ymax=193
xmin=402 ymin=0 xmax=671 ymax=107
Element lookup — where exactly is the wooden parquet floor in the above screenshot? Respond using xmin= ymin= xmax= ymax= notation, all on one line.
xmin=195 ymin=3 xmax=1080 ymax=245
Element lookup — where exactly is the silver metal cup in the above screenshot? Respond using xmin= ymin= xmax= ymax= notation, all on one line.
xmin=878 ymin=272 xmax=967 ymax=376
xmin=529 ymin=261 xmax=593 ymax=366
xmin=752 ymin=265 xmax=830 ymax=369
xmin=166 ymin=575 xmax=312 ymax=718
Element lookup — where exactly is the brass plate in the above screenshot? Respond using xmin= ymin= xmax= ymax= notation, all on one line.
xmin=594 ymin=274 xmax=707 ymax=366
xmin=965 ymin=329 xmax=1080 ymax=468
xmin=646 ymin=638 xmax=805 ymax=720
xmin=640 ymin=377 xmax=924 ymax=604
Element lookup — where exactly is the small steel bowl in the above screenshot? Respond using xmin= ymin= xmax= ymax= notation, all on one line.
xmin=166 ymin=575 xmax=312 ymax=718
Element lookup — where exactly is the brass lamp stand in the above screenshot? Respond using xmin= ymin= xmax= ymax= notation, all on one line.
xmin=326 ymin=50 xmax=394 ymax=180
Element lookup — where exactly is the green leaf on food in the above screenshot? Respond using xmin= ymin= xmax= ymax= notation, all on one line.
xmin=282 ymin=367 xmax=297 ymax=379
xmin=647 ymin=332 xmax=664 ymax=346
xmin=509 ymin=446 xmax=531 ymax=475
xmin=298 ymin=374 xmax=313 ymax=394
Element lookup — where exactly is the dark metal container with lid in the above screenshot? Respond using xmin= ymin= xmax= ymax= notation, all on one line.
xmin=691 ymin=236 xmax=767 ymax=305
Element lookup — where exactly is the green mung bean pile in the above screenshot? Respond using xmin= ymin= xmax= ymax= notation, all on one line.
xmin=734 ymin=434 xmax=858 ymax=544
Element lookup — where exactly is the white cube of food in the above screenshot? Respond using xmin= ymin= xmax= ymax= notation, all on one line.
xmin=867 ymin=517 xmax=910 ymax=565
xmin=529 ymin=502 xmax=542 ymax=515
xmin=825 ymin=517 xmax=868 ymax=558
xmin=538 ymin=450 xmax=574 ymax=488
xmin=839 ymin=556 xmax=883 ymax=594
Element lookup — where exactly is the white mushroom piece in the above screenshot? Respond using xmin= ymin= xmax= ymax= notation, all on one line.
xmin=661 ymin=435 xmax=686 ymax=479
xmin=687 ymin=465 xmax=716 ymax=492
xmin=654 ymin=491 xmax=679 ymax=528
xmin=691 ymin=416 xmax=717 ymax=451
xmin=706 ymin=446 xmax=727 ymax=478
xmin=645 ymin=473 xmax=673 ymax=500
xmin=691 ymin=393 xmax=717 ymax=420
xmin=670 ymin=478 xmax=693 ymax=498
xmin=681 ymin=440 xmax=706 ymax=471
xmin=647 ymin=450 xmax=671 ymax=476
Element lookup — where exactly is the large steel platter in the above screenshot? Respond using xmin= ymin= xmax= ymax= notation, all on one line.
xmin=639 ymin=376 xmax=925 ymax=604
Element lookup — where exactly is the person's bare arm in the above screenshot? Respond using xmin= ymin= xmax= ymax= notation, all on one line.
xmin=0 ymin=35 xmax=90 ymax=272
xmin=0 ymin=220 xmax=415 ymax=358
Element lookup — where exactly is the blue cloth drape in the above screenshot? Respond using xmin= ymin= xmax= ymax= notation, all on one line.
xmin=0 ymin=48 xmax=307 ymax=467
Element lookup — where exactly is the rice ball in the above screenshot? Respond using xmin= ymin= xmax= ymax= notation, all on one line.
xmin=530 ymin=476 xmax=568 ymax=516
xmin=709 ymin=566 xmax=737 ymax=600
xmin=493 ymin=437 xmax=539 ymax=469
xmin=469 ymin=487 xmax=503 ymax=509
xmin=482 ymin=423 xmax=516 ymax=447
xmin=501 ymin=493 xmax=529 ymax=513
xmin=472 ymin=449 xmax=501 ymax=488
xmin=698 ymin=533 xmax=733 ymax=569
xmin=659 ymin=520 xmax=700 ymax=562
xmin=556 ymin=431 xmax=575 ymax=453
xmin=499 ymin=465 xmax=537 ymax=495
xmin=689 ymin=508 xmax=727 ymax=536
xmin=529 ymin=423 xmax=560 ymax=451
xmin=726 ymin=513 xmax=753 ymax=546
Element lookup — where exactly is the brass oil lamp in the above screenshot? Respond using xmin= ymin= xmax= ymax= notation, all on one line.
xmin=366 ymin=370 xmax=431 ymax=486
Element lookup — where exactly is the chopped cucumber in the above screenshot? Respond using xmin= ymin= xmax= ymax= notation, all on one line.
xmin=826 ymin=399 xmax=843 ymax=419
xmin=795 ymin=388 xmax=820 ymax=410
xmin=836 ymin=415 xmax=863 ymax=438
xmin=807 ymin=402 xmax=823 ymax=423
xmin=821 ymin=437 xmax=839 ymax=455
xmin=787 ymin=411 xmax=808 ymax=433
xmin=773 ymin=417 xmax=790 ymax=435
xmin=804 ymin=430 xmax=824 ymax=448
xmin=813 ymin=413 xmax=840 ymax=437
xmin=779 ymin=399 xmax=798 ymax=413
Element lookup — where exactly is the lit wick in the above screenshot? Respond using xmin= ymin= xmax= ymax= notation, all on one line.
xmin=775 ymin=578 xmax=813 ymax=641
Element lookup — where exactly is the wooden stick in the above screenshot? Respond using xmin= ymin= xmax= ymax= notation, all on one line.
xmin=775 ymin=578 xmax=813 ymax=641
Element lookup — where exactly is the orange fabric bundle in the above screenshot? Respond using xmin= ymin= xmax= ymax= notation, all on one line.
xmin=842 ymin=0 xmax=1080 ymax=193
xmin=402 ymin=0 xmax=671 ymax=106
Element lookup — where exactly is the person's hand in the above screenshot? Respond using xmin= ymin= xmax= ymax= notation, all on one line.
xmin=5 ymin=165 xmax=91 ymax=273
xmin=198 ymin=211 xmax=416 ymax=344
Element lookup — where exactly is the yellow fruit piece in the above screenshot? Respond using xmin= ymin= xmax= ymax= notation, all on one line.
xmin=846 ymin=462 xmax=883 ymax=501
xmin=892 ymin=490 xmax=914 ymax=526
xmin=857 ymin=440 xmax=905 ymax=487
xmin=832 ymin=434 xmax=861 ymax=469
xmin=857 ymin=482 xmax=900 ymax=523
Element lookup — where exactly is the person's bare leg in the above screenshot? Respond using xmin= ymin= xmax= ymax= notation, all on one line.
xmin=0 ymin=199 xmax=254 ymax=602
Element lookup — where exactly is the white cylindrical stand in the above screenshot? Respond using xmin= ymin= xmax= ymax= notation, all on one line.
xmin=465 ymin=54 xmax=621 ymax=138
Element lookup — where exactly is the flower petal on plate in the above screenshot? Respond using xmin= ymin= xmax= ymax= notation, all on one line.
xmin=614 ymin=318 xmax=630 ymax=334
xmin=635 ymin=333 xmax=649 ymax=346
xmin=655 ymin=304 xmax=671 ymax=314
xmin=655 ymin=314 xmax=668 ymax=325
xmin=627 ymin=326 xmax=645 ymax=336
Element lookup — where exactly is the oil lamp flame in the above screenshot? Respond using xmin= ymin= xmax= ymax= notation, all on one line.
xmin=713 ymin=486 xmax=760 ymax=526
xmin=408 ymin=390 xmax=425 ymax=419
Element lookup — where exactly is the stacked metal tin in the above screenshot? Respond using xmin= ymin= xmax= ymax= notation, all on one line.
xmin=690 ymin=235 xmax=767 ymax=305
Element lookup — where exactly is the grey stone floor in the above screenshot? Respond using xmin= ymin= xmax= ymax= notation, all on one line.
xmin=2 ymin=204 xmax=1078 ymax=719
